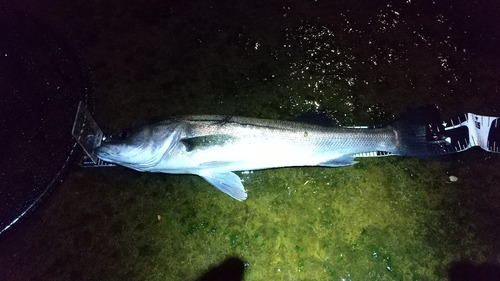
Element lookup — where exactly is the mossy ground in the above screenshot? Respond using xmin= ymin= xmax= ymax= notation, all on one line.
xmin=4 ymin=155 xmax=497 ymax=280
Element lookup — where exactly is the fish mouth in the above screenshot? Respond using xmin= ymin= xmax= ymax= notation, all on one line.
xmin=94 ymin=145 xmax=121 ymax=162
xmin=94 ymin=143 xmax=156 ymax=168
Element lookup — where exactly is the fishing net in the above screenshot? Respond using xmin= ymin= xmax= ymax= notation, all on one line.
xmin=0 ymin=8 xmax=92 ymax=235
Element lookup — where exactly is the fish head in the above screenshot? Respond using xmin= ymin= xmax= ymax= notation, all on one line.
xmin=95 ymin=121 xmax=182 ymax=171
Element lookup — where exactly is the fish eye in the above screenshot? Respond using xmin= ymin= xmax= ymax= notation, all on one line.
xmin=119 ymin=130 xmax=129 ymax=139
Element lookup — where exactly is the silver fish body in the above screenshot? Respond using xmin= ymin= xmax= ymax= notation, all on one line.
xmin=95 ymin=115 xmax=424 ymax=200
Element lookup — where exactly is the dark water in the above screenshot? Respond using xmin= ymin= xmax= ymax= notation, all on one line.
xmin=1 ymin=0 xmax=500 ymax=280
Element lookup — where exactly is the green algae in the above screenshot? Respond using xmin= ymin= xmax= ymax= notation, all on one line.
xmin=94 ymin=157 xmax=494 ymax=280
xmin=44 ymin=148 xmax=493 ymax=281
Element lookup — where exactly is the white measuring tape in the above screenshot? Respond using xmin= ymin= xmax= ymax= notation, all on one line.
xmin=443 ymin=113 xmax=499 ymax=153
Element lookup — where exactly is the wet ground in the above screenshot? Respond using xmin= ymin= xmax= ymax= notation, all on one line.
xmin=2 ymin=0 xmax=500 ymax=280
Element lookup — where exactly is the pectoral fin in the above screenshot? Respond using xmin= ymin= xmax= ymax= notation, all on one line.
xmin=198 ymin=171 xmax=247 ymax=201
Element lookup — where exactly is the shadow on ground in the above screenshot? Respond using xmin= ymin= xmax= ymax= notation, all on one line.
xmin=193 ymin=257 xmax=245 ymax=281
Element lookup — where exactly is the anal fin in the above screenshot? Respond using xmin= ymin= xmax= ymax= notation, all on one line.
xmin=319 ymin=155 xmax=358 ymax=167
xmin=198 ymin=171 xmax=247 ymax=201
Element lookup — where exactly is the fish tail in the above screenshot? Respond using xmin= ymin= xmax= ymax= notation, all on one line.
xmin=390 ymin=105 xmax=450 ymax=158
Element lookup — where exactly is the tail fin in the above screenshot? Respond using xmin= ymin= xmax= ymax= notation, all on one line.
xmin=390 ymin=105 xmax=456 ymax=158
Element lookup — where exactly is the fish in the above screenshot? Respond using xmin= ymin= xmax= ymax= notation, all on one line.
xmin=95 ymin=114 xmax=437 ymax=201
